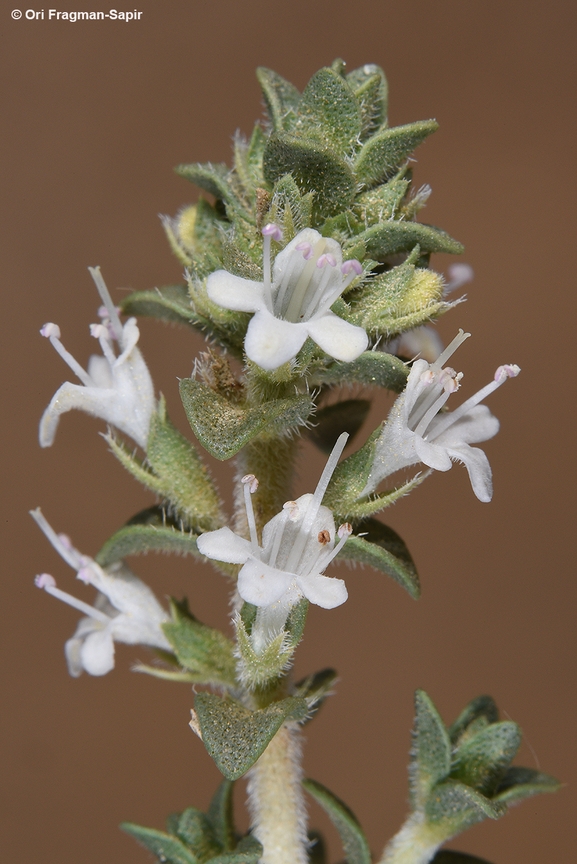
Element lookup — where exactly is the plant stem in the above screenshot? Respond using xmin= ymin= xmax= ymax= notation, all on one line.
xmin=247 ymin=722 xmax=308 ymax=864
xmin=378 ymin=813 xmax=443 ymax=864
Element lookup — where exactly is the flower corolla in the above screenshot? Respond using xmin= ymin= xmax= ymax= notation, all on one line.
xmin=363 ymin=331 xmax=520 ymax=502
xmin=39 ymin=267 xmax=155 ymax=449
xmin=32 ymin=509 xmax=170 ymax=676
xmin=206 ymin=225 xmax=368 ymax=370
xmin=197 ymin=434 xmax=352 ymax=652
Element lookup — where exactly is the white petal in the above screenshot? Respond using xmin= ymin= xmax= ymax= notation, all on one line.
xmin=272 ymin=228 xmax=323 ymax=281
xmin=197 ymin=527 xmax=252 ymax=563
xmin=447 ymin=443 xmax=493 ymax=502
xmin=297 ymin=573 xmax=348 ymax=609
xmin=237 ymin=558 xmax=294 ymax=607
xmin=64 ymin=635 xmax=85 ymax=677
xmin=433 ymin=404 xmax=500 ymax=446
xmin=87 ymin=354 xmax=113 ymax=388
xmin=244 ymin=309 xmax=308 ymax=369
xmin=207 ymin=270 xmax=264 ymax=312
xmin=306 ymin=312 xmax=368 ymax=362
xmin=414 ymin=435 xmax=453 ymax=471
xmin=80 ymin=628 xmax=116 ymax=676
xmin=81 ymin=561 xmax=167 ymax=627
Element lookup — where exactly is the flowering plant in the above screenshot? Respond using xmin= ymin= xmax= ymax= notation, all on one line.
xmin=33 ymin=61 xmax=558 ymax=864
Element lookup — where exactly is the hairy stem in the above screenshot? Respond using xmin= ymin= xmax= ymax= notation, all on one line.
xmin=379 ymin=812 xmax=443 ymax=864
xmin=234 ymin=436 xmax=298 ymax=536
xmin=247 ymin=723 xmax=308 ymax=864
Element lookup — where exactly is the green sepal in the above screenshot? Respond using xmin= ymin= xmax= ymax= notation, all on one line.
xmin=323 ymin=429 xmax=379 ymax=509
xmin=285 ymin=597 xmax=309 ymax=645
xmin=256 ymin=67 xmax=300 ymax=131
xmin=431 ymin=852 xmax=494 ymax=864
xmin=95 ymin=508 xmax=200 ymax=569
xmin=121 ymin=284 xmax=196 ymax=327
xmin=493 ymin=766 xmax=561 ymax=804
xmin=451 ymin=722 xmax=521 ymax=797
xmin=425 ymin=780 xmax=505 ymax=832
xmin=176 ymin=162 xmax=242 ymax=212
xmin=208 ymin=835 xmax=263 ymax=864
xmin=449 ymin=696 xmax=499 ymax=746
xmin=263 ymin=132 xmax=356 ymax=221
xmin=195 ymin=693 xmax=308 ymax=780
xmin=337 ymin=518 xmax=419 ymax=599
xmin=311 ymin=351 xmax=409 ymax=392
xmin=175 ymin=808 xmax=222 ymax=862
xmin=269 ymin=174 xmax=314 ymax=239
xmin=345 ymin=221 xmax=463 ymax=262
xmin=121 ymin=823 xmax=200 ymax=864
xmin=297 ymin=67 xmax=361 ymax=153
xmin=207 ymin=780 xmax=235 ymax=852
xmin=346 ymin=64 xmax=388 ymax=139
xmin=308 ymin=399 xmax=371 ymax=454
xmin=163 ymin=599 xmax=237 ymax=688
xmin=352 ymin=176 xmax=410 ymax=225
xmin=180 ymin=378 xmax=313 ymax=460
xmin=354 ymin=120 xmax=438 ymax=187
xmin=411 ymin=690 xmax=452 ymax=810
xmin=293 ymin=668 xmax=337 ymax=715
xmin=235 ymin=618 xmax=294 ymax=689
xmin=303 ymin=778 xmax=371 ymax=864
xmin=147 ymin=398 xmax=223 ymax=529
xmin=240 ymin=602 xmax=258 ymax=635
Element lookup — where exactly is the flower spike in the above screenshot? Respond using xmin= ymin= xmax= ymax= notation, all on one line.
xmin=39 ymin=267 xmax=156 ymax=449
xmin=206 ymin=227 xmax=368 ymax=370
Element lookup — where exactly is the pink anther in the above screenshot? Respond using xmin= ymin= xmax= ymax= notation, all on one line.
xmin=35 ymin=573 xmax=56 ymax=590
xmin=317 ymin=253 xmax=337 ymax=268
xmin=261 ymin=223 xmax=283 ymax=242
xmin=338 ymin=522 xmax=353 ymax=538
xmin=341 ymin=259 xmax=362 ymax=276
xmin=495 ymin=364 xmax=521 ymax=382
xmin=241 ymin=474 xmax=259 ymax=494
xmin=40 ymin=323 xmax=61 ymax=339
xmin=295 ymin=241 xmax=313 ymax=260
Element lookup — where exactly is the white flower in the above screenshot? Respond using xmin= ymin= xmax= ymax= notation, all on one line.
xmin=32 ymin=509 xmax=170 ymax=676
xmin=39 ymin=267 xmax=155 ymax=449
xmin=363 ymin=331 xmax=520 ymax=502
xmin=197 ymin=434 xmax=352 ymax=652
xmin=206 ymin=224 xmax=368 ymax=370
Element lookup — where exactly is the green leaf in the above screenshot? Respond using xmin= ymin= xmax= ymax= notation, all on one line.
xmin=448 ymin=696 xmax=499 ymax=746
xmin=425 ymin=781 xmax=505 ymax=833
xmin=293 ymin=668 xmax=337 ymax=716
xmin=96 ymin=520 xmax=200 ymax=569
xmin=176 ymin=162 xmax=241 ymax=211
xmin=180 ymin=378 xmax=313 ymax=460
xmin=411 ymin=690 xmax=452 ymax=809
xmin=209 ymin=835 xmax=263 ymax=864
xmin=121 ymin=823 xmax=200 ymax=864
xmin=270 ymin=173 xmax=314 ymax=238
xmin=338 ymin=518 xmax=420 ymax=599
xmin=494 ymin=766 xmax=561 ymax=804
xmin=256 ymin=67 xmax=300 ymax=131
xmin=312 ymin=351 xmax=409 ymax=392
xmin=195 ymin=693 xmax=308 ymax=780
xmin=352 ymin=176 xmax=410 ymax=224
xmin=354 ymin=121 xmax=438 ymax=187
xmin=347 ymin=222 xmax=463 ymax=261
xmin=207 ymin=780 xmax=235 ymax=852
xmin=431 ymin=852 xmax=494 ymax=864
xmin=451 ymin=722 xmax=521 ymax=796
xmin=263 ymin=132 xmax=356 ymax=222
xmin=121 ymin=284 xmax=196 ymax=327
xmin=176 ymin=808 xmax=221 ymax=861
xmin=308 ymin=399 xmax=371 ymax=454
xmin=346 ymin=64 xmax=388 ymax=139
xmin=297 ymin=68 xmax=361 ymax=153
xmin=303 ymin=779 xmax=371 ymax=864
xmin=163 ymin=599 xmax=237 ymax=687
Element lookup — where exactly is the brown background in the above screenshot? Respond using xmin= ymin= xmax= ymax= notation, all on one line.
xmin=1 ymin=2 xmax=575 ymax=862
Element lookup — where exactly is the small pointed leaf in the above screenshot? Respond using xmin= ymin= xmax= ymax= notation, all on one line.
xmin=347 ymin=222 xmax=463 ymax=261
xmin=449 ymin=696 xmax=499 ymax=746
xmin=176 ymin=163 xmax=240 ymax=210
xmin=355 ymin=121 xmax=438 ymax=187
xmin=338 ymin=518 xmax=419 ymax=599
xmin=451 ymin=722 xmax=521 ymax=796
xmin=431 ymin=852 xmax=494 ymax=864
xmin=294 ymin=668 xmax=337 ymax=716
xmin=312 ymin=351 xmax=409 ymax=392
xmin=96 ymin=521 xmax=200 ymax=568
xmin=176 ymin=808 xmax=221 ymax=861
xmin=209 ymin=835 xmax=263 ymax=864
xmin=256 ymin=67 xmax=300 ymax=130
xmin=494 ymin=766 xmax=561 ymax=804
xmin=195 ymin=693 xmax=308 ymax=780
xmin=303 ymin=778 xmax=371 ymax=864
xmin=297 ymin=68 xmax=362 ymax=152
xmin=411 ymin=690 xmax=452 ymax=809
xmin=163 ymin=599 xmax=237 ymax=687
xmin=207 ymin=780 xmax=235 ymax=852
xmin=425 ymin=780 xmax=505 ymax=833
xmin=121 ymin=823 xmax=199 ymax=864
xmin=346 ymin=64 xmax=388 ymax=138
xmin=121 ymin=284 xmax=196 ymax=327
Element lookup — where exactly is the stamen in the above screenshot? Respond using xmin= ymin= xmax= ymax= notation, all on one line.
xmin=90 ymin=323 xmax=117 ymax=366
xmin=285 ymin=432 xmax=349 ymax=572
xmin=283 ymin=238 xmax=325 ymax=322
xmin=341 ymin=259 xmax=363 ymax=277
xmin=318 ymin=530 xmax=331 ymax=545
xmin=241 ymin=474 xmax=259 ymax=547
xmin=413 ymin=388 xmax=453 ymax=437
xmin=88 ymin=267 xmax=124 ymax=344
xmin=30 ymin=508 xmax=84 ymax=570
xmin=317 ymin=523 xmax=353 ymax=569
xmin=267 ymin=509 xmax=290 ymax=568
xmin=35 ymin=573 xmax=112 ymax=623
xmin=433 ymin=329 xmax=470 ymax=369
xmin=316 ymin=253 xmax=336 ymax=268
xmin=40 ymin=327 xmax=93 ymax=387
xmin=295 ymin=241 xmax=313 ymax=260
